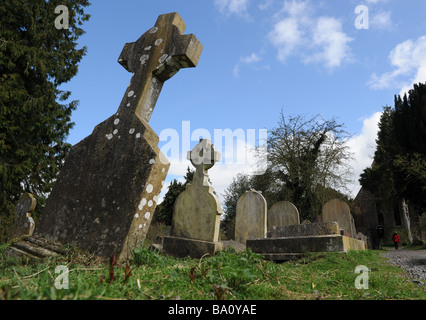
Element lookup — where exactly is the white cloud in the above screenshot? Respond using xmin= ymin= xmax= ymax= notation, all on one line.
xmin=279 ymin=0 xmax=311 ymax=18
xmin=368 ymin=35 xmax=426 ymax=95
xmin=214 ymin=0 xmax=250 ymax=18
xmin=370 ymin=10 xmax=393 ymax=30
xmin=399 ymin=63 xmax=426 ymax=96
xmin=267 ymin=0 xmax=311 ymax=62
xmin=233 ymin=65 xmax=241 ymax=78
xmin=234 ymin=52 xmax=268 ymax=77
xmin=346 ymin=112 xmax=382 ymax=197
xmin=258 ymin=0 xmax=274 ymax=11
xmin=306 ymin=17 xmax=353 ymax=69
xmin=240 ymin=52 xmax=262 ymax=64
xmin=268 ymin=0 xmax=353 ymax=70
xmin=365 ymin=0 xmax=389 ymax=4
xmin=269 ymin=17 xmax=304 ymax=62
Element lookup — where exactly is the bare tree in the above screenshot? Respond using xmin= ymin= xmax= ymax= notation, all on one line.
xmin=262 ymin=111 xmax=354 ymax=220
xmin=222 ymin=111 xmax=355 ymax=235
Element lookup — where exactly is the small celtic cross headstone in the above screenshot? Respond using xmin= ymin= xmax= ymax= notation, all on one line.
xmin=163 ymin=139 xmax=223 ymax=258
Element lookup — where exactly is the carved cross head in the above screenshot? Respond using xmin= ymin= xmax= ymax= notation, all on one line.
xmin=116 ymin=12 xmax=203 ymax=122
xmin=187 ymin=139 xmax=221 ymax=187
xmin=118 ymin=12 xmax=203 ymax=80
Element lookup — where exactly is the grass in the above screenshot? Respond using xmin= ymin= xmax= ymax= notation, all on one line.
xmin=0 ymin=243 xmax=425 ymax=300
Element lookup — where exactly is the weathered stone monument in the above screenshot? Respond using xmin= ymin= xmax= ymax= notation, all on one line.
xmin=11 ymin=13 xmax=203 ymax=261
xmin=235 ymin=190 xmax=267 ymax=244
xmin=8 ymin=193 xmax=36 ymax=241
xmin=267 ymin=201 xmax=300 ymax=232
xmin=247 ymin=200 xmax=366 ymax=261
xmin=319 ymin=199 xmax=356 ymax=237
xmin=163 ymin=139 xmax=223 ymax=258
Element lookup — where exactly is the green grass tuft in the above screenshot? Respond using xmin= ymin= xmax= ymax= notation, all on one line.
xmin=0 ymin=243 xmax=425 ymax=300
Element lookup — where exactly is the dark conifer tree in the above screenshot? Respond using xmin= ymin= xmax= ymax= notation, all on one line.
xmin=153 ymin=167 xmax=194 ymax=226
xmin=0 ymin=0 xmax=90 ymax=241
xmin=360 ymin=82 xmax=426 ymax=234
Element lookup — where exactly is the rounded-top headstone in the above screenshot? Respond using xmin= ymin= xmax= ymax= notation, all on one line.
xmin=235 ymin=190 xmax=267 ymax=244
xmin=267 ymin=201 xmax=300 ymax=231
xmin=321 ymin=199 xmax=355 ymax=237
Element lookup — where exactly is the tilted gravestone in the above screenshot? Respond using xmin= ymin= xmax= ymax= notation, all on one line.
xmin=33 ymin=12 xmax=203 ymax=261
xmin=8 ymin=193 xmax=36 ymax=241
xmin=267 ymin=201 xmax=300 ymax=232
xmin=319 ymin=199 xmax=356 ymax=237
xmin=163 ymin=139 xmax=223 ymax=258
xmin=235 ymin=190 xmax=267 ymax=244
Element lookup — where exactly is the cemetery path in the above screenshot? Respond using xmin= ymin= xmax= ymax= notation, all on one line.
xmin=383 ymin=248 xmax=426 ymax=283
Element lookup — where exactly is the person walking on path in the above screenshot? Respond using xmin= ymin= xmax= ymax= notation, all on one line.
xmin=377 ymin=225 xmax=385 ymax=250
xmin=392 ymin=231 xmax=401 ymax=250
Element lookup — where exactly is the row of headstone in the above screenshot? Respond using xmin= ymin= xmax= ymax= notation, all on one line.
xmin=240 ymin=195 xmax=367 ymax=261
xmin=234 ymin=192 xmax=358 ymax=244
xmin=6 ymin=12 xmax=362 ymax=261
xmin=234 ymin=191 xmax=301 ymax=244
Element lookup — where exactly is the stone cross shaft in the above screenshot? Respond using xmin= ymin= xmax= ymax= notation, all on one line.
xmin=117 ymin=12 xmax=202 ymax=122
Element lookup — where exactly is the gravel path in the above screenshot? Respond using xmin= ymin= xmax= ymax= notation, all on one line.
xmin=383 ymin=248 xmax=426 ymax=284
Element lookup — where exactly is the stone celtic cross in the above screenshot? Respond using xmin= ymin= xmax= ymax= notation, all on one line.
xmin=34 ymin=13 xmax=203 ymax=261
xmin=117 ymin=12 xmax=203 ymax=122
xmin=187 ymin=139 xmax=221 ymax=187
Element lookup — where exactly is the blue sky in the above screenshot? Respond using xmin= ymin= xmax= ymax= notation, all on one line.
xmin=60 ymin=0 xmax=426 ymax=203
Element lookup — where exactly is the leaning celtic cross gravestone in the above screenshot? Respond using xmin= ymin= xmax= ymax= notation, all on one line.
xmin=163 ymin=139 xmax=223 ymax=258
xmin=34 ymin=12 xmax=203 ymax=260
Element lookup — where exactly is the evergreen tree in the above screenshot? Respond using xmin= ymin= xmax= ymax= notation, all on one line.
xmin=0 ymin=0 xmax=90 ymax=242
xmin=393 ymin=84 xmax=426 ymax=210
xmin=360 ymin=82 xmax=426 ymax=241
xmin=153 ymin=167 xmax=194 ymax=226
xmin=359 ymin=107 xmax=396 ymax=200
xmin=360 ymin=83 xmax=426 ymax=210
xmin=221 ymin=173 xmax=251 ymax=239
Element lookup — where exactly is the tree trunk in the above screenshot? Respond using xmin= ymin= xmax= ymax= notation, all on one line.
xmin=399 ymin=198 xmax=413 ymax=243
